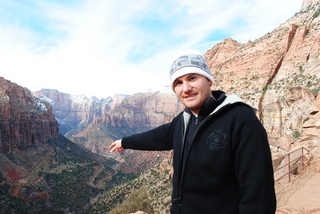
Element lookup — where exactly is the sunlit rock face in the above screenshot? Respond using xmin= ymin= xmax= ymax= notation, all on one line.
xmin=0 ymin=77 xmax=59 ymax=153
xmin=204 ymin=1 xmax=320 ymax=154
xmin=33 ymin=89 xmax=114 ymax=137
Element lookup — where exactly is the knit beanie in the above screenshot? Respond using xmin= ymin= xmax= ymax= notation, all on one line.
xmin=169 ymin=50 xmax=214 ymax=90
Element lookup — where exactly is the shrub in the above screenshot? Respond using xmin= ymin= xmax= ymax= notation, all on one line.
xmin=313 ymin=9 xmax=320 ymax=19
xmin=293 ymin=130 xmax=302 ymax=139
xmin=109 ymin=188 xmax=154 ymax=214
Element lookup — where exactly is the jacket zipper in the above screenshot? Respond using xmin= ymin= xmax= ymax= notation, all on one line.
xmin=177 ymin=115 xmax=188 ymax=206
xmin=176 ymin=104 xmax=230 ymax=206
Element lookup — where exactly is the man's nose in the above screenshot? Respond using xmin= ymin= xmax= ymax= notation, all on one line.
xmin=182 ymin=82 xmax=192 ymax=92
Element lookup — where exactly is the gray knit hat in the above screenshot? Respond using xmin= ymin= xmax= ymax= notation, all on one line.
xmin=169 ymin=50 xmax=214 ymax=89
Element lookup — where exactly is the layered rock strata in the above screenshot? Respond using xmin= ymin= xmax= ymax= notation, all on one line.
xmin=0 ymin=77 xmax=59 ymax=153
xmin=205 ymin=1 xmax=320 ymax=153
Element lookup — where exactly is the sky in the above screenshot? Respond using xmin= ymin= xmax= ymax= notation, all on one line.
xmin=0 ymin=0 xmax=303 ymax=98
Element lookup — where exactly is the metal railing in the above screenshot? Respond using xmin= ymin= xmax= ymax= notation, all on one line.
xmin=273 ymin=147 xmax=311 ymax=182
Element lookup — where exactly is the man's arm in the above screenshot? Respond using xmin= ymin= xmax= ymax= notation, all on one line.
xmin=109 ymin=122 xmax=174 ymax=153
xmin=233 ymin=108 xmax=276 ymax=213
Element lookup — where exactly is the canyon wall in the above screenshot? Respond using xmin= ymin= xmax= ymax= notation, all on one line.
xmin=33 ymin=89 xmax=117 ymax=137
xmin=0 ymin=77 xmax=59 ymax=153
xmin=93 ymin=91 xmax=183 ymax=129
xmin=205 ymin=1 xmax=320 ymax=154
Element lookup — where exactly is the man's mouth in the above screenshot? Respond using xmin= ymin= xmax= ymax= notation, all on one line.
xmin=183 ymin=93 xmax=197 ymax=100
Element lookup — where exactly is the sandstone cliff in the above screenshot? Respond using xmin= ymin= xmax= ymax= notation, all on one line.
xmin=33 ymin=89 xmax=117 ymax=137
xmin=205 ymin=0 xmax=320 ymax=154
xmin=0 ymin=77 xmax=59 ymax=153
xmin=94 ymin=92 xmax=183 ymax=129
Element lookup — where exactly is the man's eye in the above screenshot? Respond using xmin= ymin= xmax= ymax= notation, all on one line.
xmin=174 ymin=81 xmax=182 ymax=87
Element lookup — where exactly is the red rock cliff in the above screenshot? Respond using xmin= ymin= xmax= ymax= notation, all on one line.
xmin=0 ymin=77 xmax=59 ymax=153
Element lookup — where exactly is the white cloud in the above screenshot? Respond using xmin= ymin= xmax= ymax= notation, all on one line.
xmin=0 ymin=0 xmax=303 ymax=98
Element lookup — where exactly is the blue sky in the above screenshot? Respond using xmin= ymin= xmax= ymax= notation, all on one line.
xmin=0 ymin=0 xmax=302 ymax=98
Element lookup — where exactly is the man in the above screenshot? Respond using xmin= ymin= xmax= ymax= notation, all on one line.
xmin=110 ymin=50 xmax=276 ymax=213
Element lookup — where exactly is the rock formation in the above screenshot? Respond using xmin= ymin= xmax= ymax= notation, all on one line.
xmin=205 ymin=1 xmax=320 ymax=154
xmin=93 ymin=92 xmax=183 ymax=129
xmin=0 ymin=77 xmax=59 ymax=153
xmin=33 ymin=89 xmax=116 ymax=137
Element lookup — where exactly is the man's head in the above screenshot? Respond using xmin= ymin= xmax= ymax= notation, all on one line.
xmin=169 ymin=50 xmax=214 ymax=90
xmin=169 ymin=50 xmax=214 ymax=115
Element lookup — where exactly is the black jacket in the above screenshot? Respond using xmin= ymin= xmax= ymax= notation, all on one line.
xmin=122 ymin=91 xmax=276 ymax=213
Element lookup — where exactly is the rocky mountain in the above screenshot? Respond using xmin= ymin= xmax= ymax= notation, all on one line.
xmin=94 ymin=91 xmax=183 ymax=129
xmin=0 ymin=77 xmax=135 ymax=213
xmin=33 ymin=89 xmax=120 ymax=137
xmin=33 ymin=87 xmax=181 ymax=137
xmin=205 ymin=0 xmax=320 ymax=156
xmin=0 ymin=78 xmax=59 ymax=153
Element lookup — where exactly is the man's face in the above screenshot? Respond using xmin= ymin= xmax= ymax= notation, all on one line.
xmin=173 ymin=73 xmax=212 ymax=115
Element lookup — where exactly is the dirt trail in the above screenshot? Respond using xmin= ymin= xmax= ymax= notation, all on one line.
xmin=87 ymin=163 xmax=117 ymax=188
xmin=276 ymin=157 xmax=320 ymax=214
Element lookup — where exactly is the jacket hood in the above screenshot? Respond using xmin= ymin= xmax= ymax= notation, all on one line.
xmin=182 ymin=92 xmax=258 ymax=129
xmin=211 ymin=94 xmax=258 ymax=115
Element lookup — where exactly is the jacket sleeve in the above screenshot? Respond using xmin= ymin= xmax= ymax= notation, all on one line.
xmin=233 ymin=108 xmax=277 ymax=214
xmin=122 ymin=122 xmax=174 ymax=151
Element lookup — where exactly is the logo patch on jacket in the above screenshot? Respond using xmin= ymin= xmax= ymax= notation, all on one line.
xmin=207 ymin=129 xmax=226 ymax=151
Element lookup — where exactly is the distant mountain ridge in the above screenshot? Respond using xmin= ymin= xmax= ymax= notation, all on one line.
xmin=33 ymin=89 xmax=117 ymax=137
